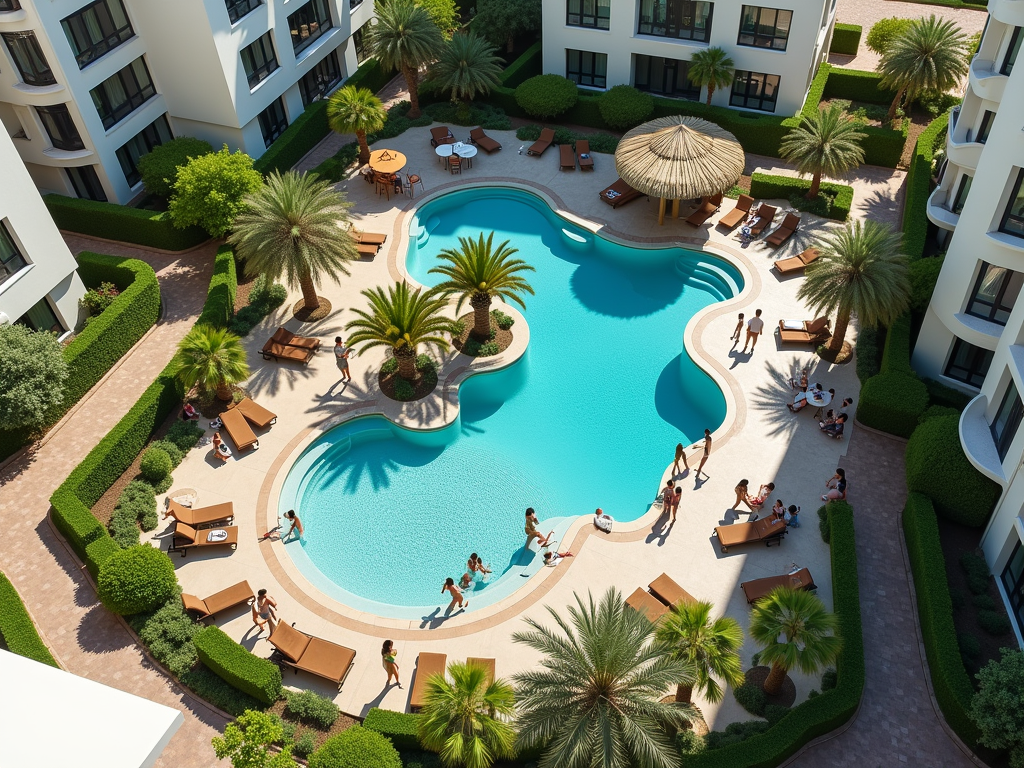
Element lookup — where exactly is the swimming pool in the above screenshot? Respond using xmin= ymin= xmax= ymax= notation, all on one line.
xmin=279 ymin=187 xmax=743 ymax=619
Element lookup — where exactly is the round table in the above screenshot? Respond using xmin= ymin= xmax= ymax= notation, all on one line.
xmin=434 ymin=142 xmax=478 ymax=167
xmin=803 ymin=389 xmax=832 ymax=418
xmin=369 ymin=149 xmax=407 ymax=175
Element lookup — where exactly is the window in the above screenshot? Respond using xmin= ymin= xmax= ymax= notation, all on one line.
xmin=978 ymin=110 xmax=996 ymax=143
xmin=0 ymin=222 xmax=28 ymax=288
xmin=567 ymin=0 xmax=610 ymax=29
xmin=299 ymin=51 xmax=342 ymax=106
xmin=951 ymin=173 xmax=973 ymax=215
xmin=738 ymin=6 xmax=792 ymax=50
xmin=288 ymin=0 xmax=332 ymax=55
xmin=352 ymin=23 xmax=368 ymax=62
xmin=967 ymin=262 xmax=1023 ymax=325
xmin=0 ymin=0 xmax=22 ymax=11
xmin=637 ymin=0 xmax=712 ymax=41
xmin=1001 ymin=168 xmax=1024 ymax=238
xmin=17 ymin=298 xmax=63 ymax=334
xmin=1003 ymin=26 xmax=1021 ymax=76
xmin=2 ymin=32 xmax=56 ymax=86
xmin=240 ymin=32 xmax=278 ymax=88
xmin=36 ymin=105 xmax=84 ymax=151
xmin=258 ymin=98 xmax=288 ymax=148
xmin=992 ymin=382 xmax=1024 ymax=460
xmin=566 ymin=49 xmax=607 ymax=88
xmin=351 ymin=0 xmax=363 ymax=8
xmin=1001 ymin=541 xmax=1024 ymax=639
xmin=225 ymin=0 xmax=261 ymax=23
xmin=90 ymin=57 xmax=156 ymax=129
xmin=944 ymin=338 xmax=993 ymax=388
xmin=633 ymin=54 xmax=701 ymax=100
xmin=115 ymin=114 xmax=172 ymax=186
xmin=66 ymin=166 xmax=107 ymax=201
xmin=61 ymin=0 xmax=134 ymax=69
xmin=730 ymin=70 xmax=780 ymax=112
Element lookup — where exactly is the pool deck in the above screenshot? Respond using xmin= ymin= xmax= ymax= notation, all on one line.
xmin=146 ymin=126 xmax=875 ymax=728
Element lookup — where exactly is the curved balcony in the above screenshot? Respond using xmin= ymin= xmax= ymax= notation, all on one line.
xmin=946 ymin=113 xmax=984 ymax=170
xmin=960 ymin=394 xmax=1007 ymax=484
xmin=969 ymin=57 xmax=1008 ymax=102
xmin=41 ymin=146 xmax=95 ymax=163
xmin=927 ymin=186 xmax=959 ymax=231
xmin=0 ymin=9 xmax=28 ymax=24
xmin=989 ymin=0 xmax=1024 ymax=28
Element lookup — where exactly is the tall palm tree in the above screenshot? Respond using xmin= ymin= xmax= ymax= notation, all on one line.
xmin=171 ymin=325 xmax=249 ymax=401
xmin=779 ymin=103 xmax=866 ymax=200
xmin=748 ymin=588 xmax=842 ymax=697
xmin=326 ymin=85 xmax=387 ymax=165
xmin=877 ymin=15 xmax=969 ymax=123
xmin=429 ymin=232 xmax=535 ymax=339
xmin=799 ymin=220 xmax=911 ymax=354
xmin=513 ymin=588 xmax=697 ymax=768
xmin=418 ymin=661 xmax=516 ymax=768
xmin=345 ymin=282 xmax=457 ymax=381
xmin=687 ymin=47 xmax=734 ymax=106
xmin=368 ymin=0 xmax=443 ymax=119
xmin=433 ymin=32 xmax=504 ymax=105
xmin=655 ymin=600 xmax=745 ymax=706
xmin=228 ymin=171 xmax=358 ymax=314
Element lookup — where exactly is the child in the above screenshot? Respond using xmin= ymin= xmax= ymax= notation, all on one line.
xmin=771 ymin=499 xmax=785 ymax=520
xmin=543 ymin=550 xmax=574 ymax=567
xmin=731 ymin=313 xmax=744 ymax=342
xmin=784 ymin=505 xmax=801 ymax=527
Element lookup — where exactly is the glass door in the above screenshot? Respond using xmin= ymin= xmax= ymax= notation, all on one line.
xmin=1001 ymin=539 xmax=1024 ymax=635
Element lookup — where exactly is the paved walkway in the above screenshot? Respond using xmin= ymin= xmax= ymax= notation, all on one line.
xmin=0 ymin=236 xmax=227 ymax=768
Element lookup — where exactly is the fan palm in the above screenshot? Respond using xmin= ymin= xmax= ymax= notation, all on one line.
xmin=326 ymin=85 xmax=387 ymax=165
xmin=432 ymin=32 xmax=504 ymax=105
xmin=345 ymin=281 xmax=458 ymax=381
xmin=655 ymin=600 xmax=745 ymax=705
xmin=877 ymin=15 xmax=969 ymax=123
xmin=748 ymin=587 xmax=842 ymax=696
xmin=429 ymin=232 xmax=535 ymax=339
xmin=171 ymin=325 xmax=249 ymax=401
xmin=228 ymin=171 xmax=358 ymax=313
xmin=418 ymin=660 xmax=516 ymax=768
xmin=687 ymin=47 xmax=734 ymax=106
xmin=779 ymin=103 xmax=866 ymax=200
xmin=368 ymin=0 xmax=443 ymax=118
xmin=799 ymin=220 xmax=911 ymax=354
xmin=513 ymin=588 xmax=697 ymax=768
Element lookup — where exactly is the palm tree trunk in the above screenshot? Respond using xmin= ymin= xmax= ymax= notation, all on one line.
xmin=356 ymin=129 xmax=370 ymax=165
xmin=828 ymin=310 xmax=851 ymax=353
xmin=404 ymin=65 xmax=422 ymax=119
xmin=675 ymin=683 xmax=694 ymax=704
xmin=763 ymin=662 xmax=788 ymax=696
xmin=471 ymin=293 xmax=492 ymax=338
xmin=216 ymin=382 xmax=233 ymax=401
xmin=886 ymin=86 xmax=906 ymax=124
xmin=705 ymin=83 xmax=715 ymax=106
xmin=299 ymin=272 xmax=320 ymax=311
xmin=806 ymin=172 xmax=822 ymax=200
xmin=395 ymin=346 xmax=418 ymax=381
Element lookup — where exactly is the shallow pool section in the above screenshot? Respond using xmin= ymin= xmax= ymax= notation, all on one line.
xmin=279 ymin=187 xmax=742 ymax=619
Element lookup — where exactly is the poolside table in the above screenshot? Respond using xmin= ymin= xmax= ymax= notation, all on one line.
xmin=434 ymin=142 xmax=477 ymax=169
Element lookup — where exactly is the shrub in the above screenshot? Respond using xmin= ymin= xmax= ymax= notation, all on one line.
xmin=855 ymin=326 xmax=880 ymax=384
xmin=311 ymin=142 xmax=360 ymax=183
xmin=957 ymin=632 xmax=981 ymax=662
xmin=918 ymin=405 xmax=959 ymax=425
xmin=363 ymin=708 xmax=421 ymax=751
xmin=733 ymin=683 xmax=767 ymax=717
xmin=84 ymin=536 xmax=120 ymax=580
xmin=917 ymin=90 xmax=961 ymax=118
xmin=972 ymin=594 xmax=996 ymax=611
xmin=309 ymin=726 xmax=402 ymax=768
xmin=166 ymin=420 xmax=205 ymax=452
xmin=748 ymin=173 xmax=853 ymax=221
xmin=0 ymin=572 xmax=59 ymax=667
xmin=705 ymin=721 xmax=770 ymax=750
xmin=212 ymin=710 xmax=293 ymax=767
xmin=903 ymin=113 xmax=950 ymax=259
xmin=515 ymin=74 xmax=578 ymax=119
xmin=817 ymin=505 xmax=830 ymax=544
xmin=923 ymin=378 xmax=971 ymax=412
xmin=821 ymin=67 xmax=899 ymax=105
xmin=830 ymin=23 xmax=862 ymax=55
xmin=81 ymin=281 xmax=121 ymax=316
xmin=151 ymin=439 xmax=184 ymax=467
xmin=820 ymin=668 xmax=838 ymax=692
xmin=677 ymin=729 xmax=706 ymax=755
xmin=971 ymin=649 xmax=1024 ymax=764
xmin=856 ymin=373 xmax=929 ymax=438
xmin=977 ymin=609 xmax=1011 ymax=636
xmin=194 ymin=625 xmax=283 ymax=705
xmin=197 ymin=246 xmax=238 ymax=329
xmin=394 ymin=379 xmax=416 ymax=401
xmin=44 ymin=195 xmax=208 ymax=251
xmin=0 ymin=324 xmax=69 ymax=431
xmin=959 ymin=553 xmax=990 ymax=594
xmin=463 ymin=338 xmax=500 ymax=357
xmin=129 ymin=595 xmax=200 ymax=677
xmin=598 ymin=85 xmax=655 ymax=130
xmin=253 ymin=100 xmax=329 ymax=176
xmin=139 ymin=446 xmax=173 ymax=483
xmin=492 ymin=309 xmax=514 ymax=330
xmin=138 ymin=137 xmax=215 ymax=199
xmin=764 ymin=704 xmax=791 ymax=726
xmin=866 ymin=17 xmax=914 ymax=56
xmin=97 ymin=545 xmax=177 ymax=616
xmin=285 ymin=689 xmax=340 ymax=729
xmin=169 ymin=146 xmax=263 ymax=237
xmin=294 ymin=731 xmax=317 ymax=758
xmin=228 ymin=273 xmax=288 ymax=337
xmin=909 ymin=256 xmax=943 ymax=313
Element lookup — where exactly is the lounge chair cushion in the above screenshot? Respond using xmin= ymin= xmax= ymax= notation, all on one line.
xmin=806 ymin=316 xmax=830 ymax=334
xmin=470 ymin=128 xmax=501 ymax=153
xmin=176 ymin=523 xmax=198 ymax=543
xmin=220 ymin=407 xmax=259 ymax=450
xmin=271 ymin=327 xmax=319 ymax=350
xmin=411 ymin=652 xmax=447 ymax=710
xmin=719 ymin=195 xmax=754 ymax=228
xmin=202 ymin=581 xmax=255 ymax=616
xmin=600 ymin=179 xmax=641 ymax=208
xmin=741 ymin=568 xmax=815 ymax=604
xmin=559 ymin=144 xmax=575 ymax=169
xmin=625 ymin=588 xmax=669 ymax=621
xmin=181 ymin=592 xmax=211 ymax=617
xmin=648 ymin=574 xmax=696 ymax=608
xmin=261 ymin=340 xmax=313 ymax=364
xmin=528 ymin=129 xmax=554 ymax=155
xmin=235 ymin=397 xmax=277 ymax=429
xmin=167 ymin=500 xmax=234 ymax=527
xmin=296 ymin=637 xmax=356 ymax=683
xmin=269 ymin=622 xmax=312 ymax=662
xmin=577 ymin=140 xmax=594 ymax=168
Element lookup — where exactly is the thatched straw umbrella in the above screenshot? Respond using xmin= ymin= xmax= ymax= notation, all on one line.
xmin=615 ymin=115 xmax=745 ymax=225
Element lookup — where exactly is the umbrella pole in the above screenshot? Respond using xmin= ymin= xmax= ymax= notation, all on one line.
xmin=671 ymin=199 xmax=680 ymax=219
xmin=658 ymin=197 xmax=667 ymax=226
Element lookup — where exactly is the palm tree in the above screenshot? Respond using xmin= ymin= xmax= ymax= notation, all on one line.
xmin=748 ymin=588 xmax=842 ymax=697
xmin=171 ymin=325 xmax=249 ymax=401
xmin=655 ymin=600 xmax=745 ymax=706
xmin=228 ymin=171 xmax=358 ymax=314
xmin=513 ymin=588 xmax=697 ymax=768
xmin=432 ymin=32 xmax=504 ymax=105
xmin=687 ymin=47 xmax=734 ymax=106
xmin=877 ymin=15 xmax=969 ymax=123
xmin=345 ymin=282 xmax=457 ymax=381
xmin=779 ymin=103 xmax=866 ymax=200
xmin=326 ymin=85 xmax=387 ymax=165
xmin=368 ymin=0 xmax=443 ymax=119
xmin=429 ymin=232 xmax=535 ymax=339
xmin=798 ymin=220 xmax=911 ymax=355
xmin=418 ymin=661 xmax=516 ymax=768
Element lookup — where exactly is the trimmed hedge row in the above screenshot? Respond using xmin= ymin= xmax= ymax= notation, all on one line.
xmin=0 ymin=572 xmax=59 ymax=667
xmin=253 ymin=100 xmax=329 ymax=176
xmin=196 ymin=245 xmax=238 ymax=328
xmin=500 ymin=41 xmax=542 ymax=88
xmin=363 ymin=708 xmax=422 ymax=752
xmin=194 ymin=626 xmax=282 ymax=705
xmin=749 ymin=173 xmax=854 ymax=221
xmin=904 ymin=112 xmax=950 ymax=259
xmin=822 ymin=68 xmax=898 ymax=105
xmin=829 ymin=24 xmax=862 ymax=55
xmin=856 ymin=373 xmax=929 ymax=439
xmin=880 ymin=314 xmax=914 ymax=376
xmin=902 ymin=493 xmax=981 ymax=748
xmin=43 ymin=194 xmax=208 ymax=252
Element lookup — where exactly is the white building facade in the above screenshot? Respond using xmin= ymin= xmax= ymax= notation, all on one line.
xmin=542 ymin=0 xmax=836 ymax=116
xmin=911 ymin=1 xmax=1024 ymax=641
xmin=0 ymin=0 xmax=375 ymax=204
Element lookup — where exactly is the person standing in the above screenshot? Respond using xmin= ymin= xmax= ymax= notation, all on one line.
xmin=731 ymin=313 xmax=744 ymax=342
xmin=334 ymin=336 xmax=351 ymax=381
xmin=252 ymin=589 xmax=279 ymax=633
xmin=673 ymin=443 xmax=689 ymax=475
xmin=696 ymin=429 xmax=712 ymax=479
xmin=670 ymin=485 xmax=682 ymax=522
xmin=732 ymin=479 xmax=755 ymax=512
xmin=382 ymin=640 xmax=401 ymax=687
xmin=442 ymin=577 xmax=469 ymax=611
xmin=525 ymin=508 xmax=554 ymax=548
xmin=741 ymin=309 xmax=764 ymax=354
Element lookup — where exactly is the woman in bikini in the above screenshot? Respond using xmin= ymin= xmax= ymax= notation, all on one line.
xmin=442 ymin=577 xmax=468 ymax=611
xmin=696 ymin=430 xmax=712 ymax=479
xmin=382 ymin=640 xmax=401 ymax=687
xmin=467 ymin=553 xmax=491 ymax=578
xmin=732 ymin=479 xmax=754 ymax=512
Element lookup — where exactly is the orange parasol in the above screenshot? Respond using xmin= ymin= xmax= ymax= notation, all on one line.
xmin=369 ymin=149 xmax=407 ymax=174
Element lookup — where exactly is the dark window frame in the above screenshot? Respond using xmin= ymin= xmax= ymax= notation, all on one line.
xmin=567 ymin=0 xmax=610 ymax=29
xmin=1003 ymin=26 xmax=1021 ymax=76
xmin=257 ymin=97 xmax=289 ymax=148
xmin=633 ymin=54 xmax=701 ymax=101
xmin=737 ymin=5 xmax=793 ymax=51
xmin=66 ymin=165 xmax=108 ymax=202
xmin=2 ymin=32 xmax=56 ymax=86
xmin=978 ymin=110 xmax=996 ymax=144
xmin=225 ymin=0 xmax=261 ymax=24
xmin=951 ymin=173 xmax=973 ymax=215
xmin=566 ymin=49 xmax=607 ymax=88
xmin=36 ymin=104 xmax=85 ymax=151
xmin=240 ymin=32 xmax=279 ymax=88
xmin=966 ymin=261 xmax=1023 ymax=325
xmin=61 ymin=0 xmax=134 ymax=69
xmin=0 ymin=220 xmax=29 ymax=289
xmin=288 ymin=0 xmax=333 ymax=55
xmin=1000 ymin=168 xmax=1024 ymax=239
xmin=352 ymin=24 xmax=367 ymax=62
xmin=991 ymin=382 xmax=1024 ymax=461
xmin=350 ymin=0 xmax=363 ymax=8
xmin=637 ymin=0 xmax=713 ymax=41
xmin=729 ymin=69 xmax=780 ymax=112
xmin=944 ymin=337 xmax=993 ymax=389
xmin=0 ymin=0 xmax=22 ymax=11
xmin=299 ymin=50 xmax=342 ymax=106
xmin=115 ymin=114 xmax=172 ymax=187
xmin=90 ymin=57 xmax=156 ymax=129
xmin=1001 ymin=540 xmax=1024 ymax=639
xmin=17 ymin=297 xmax=64 ymax=334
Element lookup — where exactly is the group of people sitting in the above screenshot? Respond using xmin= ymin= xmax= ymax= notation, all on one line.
xmin=458 ymin=553 xmax=492 ymax=590
xmin=732 ymin=480 xmax=801 ymax=526
xmin=786 ymin=367 xmax=853 ymax=439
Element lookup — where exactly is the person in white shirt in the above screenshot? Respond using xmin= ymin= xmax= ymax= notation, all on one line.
xmin=334 ymin=336 xmax=351 ymax=381
xmin=741 ymin=309 xmax=764 ymax=353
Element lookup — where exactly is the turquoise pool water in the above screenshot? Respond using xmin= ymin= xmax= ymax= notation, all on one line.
xmin=280 ymin=187 xmax=742 ymax=619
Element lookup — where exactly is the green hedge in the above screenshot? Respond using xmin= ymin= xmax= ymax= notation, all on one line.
xmin=500 ymin=41 xmax=542 ymax=88
xmin=194 ymin=626 xmax=282 ymax=705
xmin=43 ymin=195 xmax=208 ymax=251
xmin=363 ymin=708 xmax=422 ymax=752
xmin=879 ymin=314 xmax=914 ymax=375
xmin=196 ymin=245 xmax=237 ymax=329
xmin=253 ymin=100 xmax=330 ymax=176
xmin=822 ymin=68 xmax=898 ymax=105
xmin=0 ymin=572 xmax=59 ymax=667
xmin=904 ymin=112 xmax=950 ymax=259
xmin=830 ymin=24 xmax=862 ymax=55
xmin=902 ymin=493 xmax=981 ymax=747
xmin=346 ymin=57 xmax=395 ymax=95
xmin=856 ymin=372 xmax=929 ymax=438
xmin=749 ymin=173 xmax=854 ymax=221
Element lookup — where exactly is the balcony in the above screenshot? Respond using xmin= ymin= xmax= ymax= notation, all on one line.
xmin=969 ymin=57 xmax=1008 ymax=102
xmin=927 ymin=186 xmax=959 ymax=231
xmin=946 ymin=108 xmax=984 ymax=169
xmin=960 ymin=394 xmax=1007 ymax=483
xmin=989 ymin=0 xmax=1024 ymax=28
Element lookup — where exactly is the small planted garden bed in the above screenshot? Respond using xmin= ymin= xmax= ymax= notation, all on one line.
xmin=451 ymin=310 xmax=514 ymax=358
xmin=379 ymin=355 xmax=439 ymax=402
xmin=267 ymin=693 xmax=359 ymax=760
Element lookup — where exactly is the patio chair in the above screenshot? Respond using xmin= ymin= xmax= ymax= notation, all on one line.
xmin=713 ymin=516 xmax=788 ymax=553
xmin=765 ymin=213 xmax=801 ymax=246
xmin=559 ymin=143 xmax=576 ymax=170
xmin=527 ymin=128 xmax=555 ymax=156
xmin=233 ymin=397 xmax=277 ymax=430
xmin=599 ymin=178 xmax=643 ymax=208
xmin=430 ymin=126 xmax=455 ymax=147
xmin=163 ymin=499 xmax=234 ymax=528
xmin=181 ymin=581 xmax=254 ymax=620
xmin=718 ymin=195 xmax=754 ymax=229
xmin=260 ymin=338 xmax=316 ymax=365
xmin=778 ymin=316 xmax=831 ymax=345
xmin=167 ymin=522 xmax=239 ymax=557
xmin=625 ymin=587 xmax=670 ymax=622
xmin=747 ymin=205 xmax=777 ymax=237
xmin=576 ymin=139 xmax=594 ymax=170
xmin=352 ymin=229 xmax=387 ymax=246
xmin=467 ymin=657 xmax=496 ymax=685
xmin=740 ymin=568 xmax=816 ymax=604
xmin=355 ymin=241 xmax=380 ymax=258
xmin=469 ymin=127 xmax=501 ymax=153
xmin=268 ymin=622 xmax=357 ymax=689
xmin=648 ymin=574 xmax=697 ymax=609
xmin=270 ymin=327 xmax=320 ymax=352
xmin=410 ymin=652 xmax=447 ymax=712
xmin=773 ymin=247 xmax=820 ymax=275
xmin=448 ymin=156 xmax=462 ymax=175
xmin=685 ymin=193 xmax=723 ymax=226
xmin=219 ymin=407 xmax=259 ymax=451
xmin=406 ymin=172 xmax=425 ymax=197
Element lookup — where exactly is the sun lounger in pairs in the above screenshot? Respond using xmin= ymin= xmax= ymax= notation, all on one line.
xmin=466 ymin=657 xmax=496 ymax=685
xmin=260 ymin=334 xmax=316 ymax=364
xmin=765 ymin=213 xmax=801 ymax=246
xmin=469 ymin=127 xmax=501 ymax=153
xmin=164 ymin=499 xmax=234 ymax=528
xmin=233 ymin=397 xmax=277 ymax=429
xmin=778 ymin=316 xmax=831 ymax=345
xmin=430 ymin=126 xmax=455 ymax=146
xmin=181 ymin=580 xmax=254 ymax=620
xmin=559 ymin=143 xmax=576 ymax=170
xmin=269 ymin=622 xmax=357 ymax=688
xmin=352 ymin=230 xmax=388 ymax=246
xmin=527 ymin=128 xmax=555 ymax=156
xmin=718 ymin=195 xmax=754 ymax=229
xmin=410 ymin=652 xmax=447 ymax=712
xmin=713 ymin=517 xmax=788 ymax=553
xmin=599 ymin=178 xmax=643 ymax=208
xmin=168 ymin=522 xmax=239 ymax=556
xmin=271 ymin=327 xmax=320 ymax=351
xmin=685 ymin=193 xmax=723 ymax=226
xmin=773 ymin=247 xmax=820 ymax=275
xmin=648 ymin=574 xmax=696 ymax=609
xmin=625 ymin=587 xmax=670 ymax=622
xmin=219 ymin=407 xmax=259 ymax=452
xmin=747 ymin=205 xmax=777 ymax=237
xmin=576 ymin=139 xmax=594 ymax=170
xmin=740 ymin=568 xmax=816 ymax=604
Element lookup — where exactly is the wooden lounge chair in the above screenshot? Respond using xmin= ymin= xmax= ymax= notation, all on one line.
xmin=410 ymin=652 xmax=447 ymax=712
xmin=352 ymin=229 xmax=387 ymax=246
xmin=740 ymin=568 xmax=816 ymax=604
xmin=260 ymin=339 xmax=315 ymax=364
xmin=685 ymin=193 xmax=723 ymax=226
xmin=648 ymin=574 xmax=696 ymax=609
xmin=559 ymin=143 xmax=576 ymax=170
xmin=718 ymin=194 xmax=754 ymax=229
xmin=269 ymin=622 xmax=356 ymax=688
xmin=430 ymin=126 xmax=454 ymax=147
xmin=220 ymin=407 xmax=259 ymax=451
xmin=270 ymin=327 xmax=320 ymax=352
xmin=625 ymin=587 xmax=670 ymax=622
xmin=766 ymin=213 xmax=800 ymax=246
xmin=599 ymin=178 xmax=642 ymax=208
xmin=748 ymin=205 xmax=777 ymax=237
xmin=773 ymin=247 xmax=820 ymax=275
xmin=527 ymin=128 xmax=554 ymax=156
xmin=182 ymin=580 xmax=254 ymax=620
xmin=168 ymin=522 xmax=239 ymax=557
xmin=713 ymin=517 xmax=788 ymax=553
xmin=234 ymin=397 xmax=277 ymax=430
xmin=778 ymin=316 xmax=831 ymax=345
xmin=164 ymin=499 xmax=234 ymax=528
xmin=469 ymin=127 xmax=501 ymax=153
xmin=466 ymin=657 xmax=495 ymax=685
xmin=577 ymin=139 xmax=594 ymax=170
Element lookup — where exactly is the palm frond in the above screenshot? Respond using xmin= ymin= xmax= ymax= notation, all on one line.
xmin=326 ymin=85 xmax=387 ymax=136
xmin=748 ymin=587 xmax=843 ymax=682
xmin=433 ymin=32 xmax=504 ymax=102
xmin=367 ymin=0 xmax=443 ymax=73
xmin=344 ymin=282 xmax=458 ymax=356
xmin=877 ymin=15 xmax=969 ymax=99
xmin=779 ymin=103 xmax=866 ymax=181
